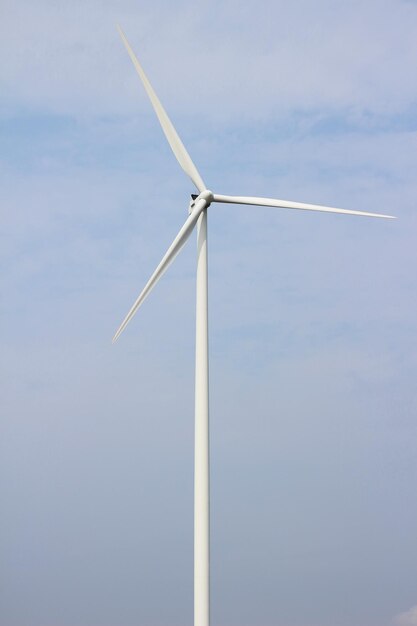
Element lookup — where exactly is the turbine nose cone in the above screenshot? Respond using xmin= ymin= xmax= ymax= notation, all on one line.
xmin=199 ymin=189 xmax=214 ymax=205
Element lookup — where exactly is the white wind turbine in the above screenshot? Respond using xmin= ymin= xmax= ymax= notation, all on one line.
xmin=113 ymin=26 xmax=395 ymax=626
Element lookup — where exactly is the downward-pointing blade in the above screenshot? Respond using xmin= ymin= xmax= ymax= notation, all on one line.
xmin=113 ymin=206 xmax=203 ymax=342
xmin=213 ymin=194 xmax=396 ymax=219
xmin=117 ymin=25 xmax=206 ymax=193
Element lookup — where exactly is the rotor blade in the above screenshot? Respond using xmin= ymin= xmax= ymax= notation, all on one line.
xmin=212 ymin=194 xmax=395 ymax=219
xmin=117 ymin=25 xmax=206 ymax=193
xmin=113 ymin=207 xmax=202 ymax=343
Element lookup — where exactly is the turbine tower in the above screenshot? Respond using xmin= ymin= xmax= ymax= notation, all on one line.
xmin=113 ymin=27 xmax=394 ymax=626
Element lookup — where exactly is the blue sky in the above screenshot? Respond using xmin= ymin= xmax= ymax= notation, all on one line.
xmin=1 ymin=1 xmax=417 ymax=625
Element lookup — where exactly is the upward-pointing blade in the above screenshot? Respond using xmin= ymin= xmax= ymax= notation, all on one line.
xmin=117 ymin=25 xmax=206 ymax=194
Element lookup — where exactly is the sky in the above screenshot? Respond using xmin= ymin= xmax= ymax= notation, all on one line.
xmin=1 ymin=1 xmax=417 ymax=625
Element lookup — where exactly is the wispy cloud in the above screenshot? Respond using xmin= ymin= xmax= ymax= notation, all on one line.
xmin=395 ymin=606 xmax=417 ymax=626
xmin=2 ymin=0 xmax=417 ymax=122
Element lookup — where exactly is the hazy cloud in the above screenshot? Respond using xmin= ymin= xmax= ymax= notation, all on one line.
xmin=1 ymin=2 xmax=416 ymax=626
xmin=395 ymin=606 xmax=417 ymax=626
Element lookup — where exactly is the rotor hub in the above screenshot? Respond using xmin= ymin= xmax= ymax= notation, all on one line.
xmin=189 ymin=189 xmax=214 ymax=214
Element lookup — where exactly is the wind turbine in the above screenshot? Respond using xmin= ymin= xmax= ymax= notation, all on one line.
xmin=113 ymin=26 xmax=394 ymax=626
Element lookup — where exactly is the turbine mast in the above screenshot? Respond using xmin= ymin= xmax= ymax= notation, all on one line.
xmin=194 ymin=209 xmax=210 ymax=626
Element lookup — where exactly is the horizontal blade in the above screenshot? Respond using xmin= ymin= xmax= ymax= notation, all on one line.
xmin=113 ymin=206 xmax=203 ymax=343
xmin=117 ymin=25 xmax=206 ymax=193
xmin=213 ymin=194 xmax=396 ymax=219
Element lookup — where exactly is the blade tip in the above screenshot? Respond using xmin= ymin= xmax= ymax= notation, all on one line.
xmin=112 ymin=330 xmax=121 ymax=343
xmin=116 ymin=24 xmax=127 ymax=42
